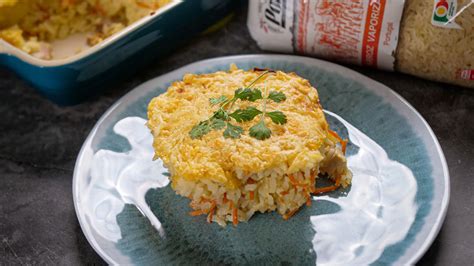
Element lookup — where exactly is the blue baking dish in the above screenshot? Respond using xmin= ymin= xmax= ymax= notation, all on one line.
xmin=0 ymin=0 xmax=238 ymax=105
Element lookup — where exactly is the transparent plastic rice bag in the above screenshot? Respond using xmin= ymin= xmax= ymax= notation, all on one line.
xmin=248 ymin=0 xmax=473 ymax=88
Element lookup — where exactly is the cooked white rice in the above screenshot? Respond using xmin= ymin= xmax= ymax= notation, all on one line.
xmin=174 ymin=143 xmax=352 ymax=227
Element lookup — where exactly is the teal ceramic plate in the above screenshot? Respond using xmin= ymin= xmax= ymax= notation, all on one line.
xmin=73 ymin=55 xmax=449 ymax=265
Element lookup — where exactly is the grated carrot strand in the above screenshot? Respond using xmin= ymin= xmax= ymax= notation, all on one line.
xmin=288 ymin=174 xmax=299 ymax=186
xmin=341 ymin=140 xmax=348 ymax=154
xmin=288 ymin=174 xmax=307 ymax=187
xmin=207 ymin=201 xmax=216 ymax=223
xmin=189 ymin=209 xmax=208 ymax=216
xmin=306 ymin=197 xmax=312 ymax=206
xmin=335 ymin=175 xmax=342 ymax=187
xmin=328 ymin=129 xmax=348 ymax=154
xmin=223 ymin=193 xmax=228 ymax=203
xmin=303 ymin=187 xmax=312 ymax=206
xmin=283 ymin=208 xmax=299 ymax=220
xmin=230 ymin=202 xmax=238 ymax=226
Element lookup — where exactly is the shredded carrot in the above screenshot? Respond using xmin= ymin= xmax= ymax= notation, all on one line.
xmin=306 ymin=197 xmax=312 ymax=206
xmin=280 ymin=190 xmax=289 ymax=196
xmin=309 ymin=172 xmax=316 ymax=186
xmin=313 ymin=185 xmax=339 ymax=194
xmin=328 ymin=129 xmax=341 ymax=140
xmin=222 ymin=193 xmax=228 ymax=204
xmin=335 ymin=175 xmax=341 ymax=187
xmin=249 ymin=191 xmax=255 ymax=200
xmin=230 ymin=202 xmax=238 ymax=226
xmin=303 ymin=187 xmax=312 ymax=206
xmin=288 ymin=174 xmax=307 ymax=187
xmin=283 ymin=208 xmax=299 ymax=220
xmin=207 ymin=201 xmax=216 ymax=223
xmin=190 ymin=197 xmax=216 ymax=218
xmin=288 ymin=174 xmax=299 ymax=186
xmin=328 ymin=129 xmax=348 ymax=155
xmin=247 ymin=178 xmax=256 ymax=184
xmin=189 ymin=209 xmax=209 ymax=216
xmin=341 ymin=140 xmax=348 ymax=154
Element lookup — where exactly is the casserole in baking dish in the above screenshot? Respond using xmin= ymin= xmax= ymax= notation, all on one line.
xmin=0 ymin=0 xmax=238 ymax=104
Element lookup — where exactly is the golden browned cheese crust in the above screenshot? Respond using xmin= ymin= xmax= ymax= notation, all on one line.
xmin=147 ymin=66 xmax=332 ymax=189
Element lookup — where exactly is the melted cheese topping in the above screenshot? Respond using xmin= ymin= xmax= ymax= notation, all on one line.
xmin=147 ymin=66 xmax=332 ymax=189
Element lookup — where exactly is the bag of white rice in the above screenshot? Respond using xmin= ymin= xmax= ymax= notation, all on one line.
xmin=247 ymin=0 xmax=473 ymax=88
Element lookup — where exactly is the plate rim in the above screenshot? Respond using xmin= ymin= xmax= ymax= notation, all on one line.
xmin=72 ymin=54 xmax=450 ymax=265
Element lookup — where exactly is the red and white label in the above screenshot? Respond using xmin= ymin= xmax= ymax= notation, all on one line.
xmin=362 ymin=0 xmax=386 ymax=67
xmin=248 ymin=0 xmax=405 ymax=70
xmin=459 ymin=69 xmax=474 ymax=80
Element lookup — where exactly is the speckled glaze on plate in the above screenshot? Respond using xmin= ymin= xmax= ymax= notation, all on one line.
xmin=73 ymin=55 xmax=449 ymax=265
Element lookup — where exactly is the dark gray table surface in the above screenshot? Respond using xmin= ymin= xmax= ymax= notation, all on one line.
xmin=1 ymin=6 xmax=473 ymax=265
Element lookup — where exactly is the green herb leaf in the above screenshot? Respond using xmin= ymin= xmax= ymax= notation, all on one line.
xmin=266 ymin=111 xmax=287 ymax=125
xmin=249 ymin=121 xmax=271 ymax=140
xmin=189 ymin=71 xmax=287 ymax=140
xmin=209 ymin=96 xmax=228 ymax=106
xmin=213 ymin=108 xmax=229 ymax=121
xmin=229 ymin=107 xmax=262 ymax=122
xmin=210 ymin=118 xmax=226 ymax=130
xmin=268 ymin=91 xmax=286 ymax=103
xmin=189 ymin=121 xmax=211 ymax=139
xmin=234 ymin=88 xmax=263 ymax=102
xmin=223 ymin=122 xmax=244 ymax=139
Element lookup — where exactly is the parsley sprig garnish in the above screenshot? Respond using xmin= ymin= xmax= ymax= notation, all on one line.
xmin=189 ymin=70 xmax=287 ymax=140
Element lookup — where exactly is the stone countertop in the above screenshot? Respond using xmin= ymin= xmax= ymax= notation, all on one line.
xmin=1 ymin=6 xmax=473 ymax=266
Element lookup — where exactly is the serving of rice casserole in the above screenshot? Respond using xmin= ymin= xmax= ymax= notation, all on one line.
xmin=0 ymin=0 xmax=171 ymax=59
xmin=147 ymin=65 xmax=352 ymax=226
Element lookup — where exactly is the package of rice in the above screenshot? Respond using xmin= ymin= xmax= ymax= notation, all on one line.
xmin=247 ymin=0 xmax=473 ymax=88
